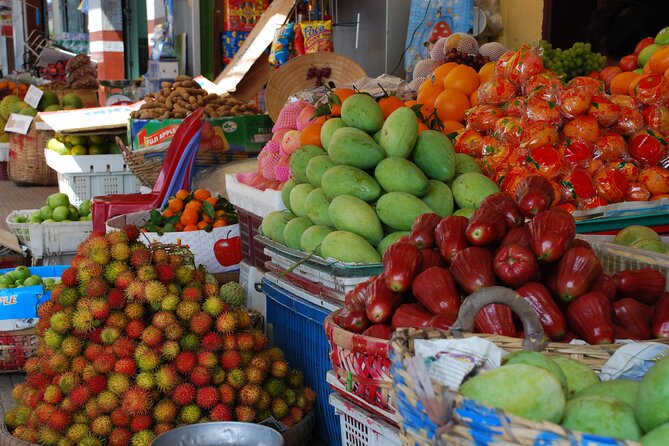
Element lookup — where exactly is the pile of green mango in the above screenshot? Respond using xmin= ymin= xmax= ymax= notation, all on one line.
xmin=614 ymin=225 xmax=669 ymax=254
xmin=10 ymin=193 xmax=91 ymax=224
xmin=262 ymin=95 xmax=500 ymax=264
xmin=47 ymin=132 xmax=126 ymax=156
xmin=0 ymin=266 xmax=60 ymax=290
xmin=459 ymin=350 xmax=669 ymax=444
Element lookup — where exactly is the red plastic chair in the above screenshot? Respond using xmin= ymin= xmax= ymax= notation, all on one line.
xmin=91 ymin=108 xmax=205 ymax=233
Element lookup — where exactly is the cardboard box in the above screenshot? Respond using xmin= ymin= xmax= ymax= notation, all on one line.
xmin=0 ymin=265 xmax=67 ymax=322
xmin=223 ymin=0 xmax=267 ymax=32
xmin=106 ymin=211 xmax=242 ymax=274
xmin=129 ymin=114 xmax=272 ymax=153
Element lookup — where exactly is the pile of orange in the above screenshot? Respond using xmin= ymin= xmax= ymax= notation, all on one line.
xmin=140 ymin=189 xmax=237 ymax=233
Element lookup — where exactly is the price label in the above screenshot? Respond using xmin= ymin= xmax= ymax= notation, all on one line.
xmin=23 ymin=85 xmax=44 ymax=109
xmin=4 ymin=113 xmax=34 ymax=135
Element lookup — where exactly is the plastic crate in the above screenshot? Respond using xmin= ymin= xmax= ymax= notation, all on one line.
xmin=225 ymin=173 xmax=285 ymax=217
xmin=326 ymin=371 xmax=397 ymax=426
xmin=239 ymin=261 xmax=266 ymax=318
xmin=262 ymin=276 xmax=341 ymax=446
xmin=45 ymin=150 xmax=142 ymax=206
xmin=6 ymin=210 xmax=93 ymax=259
xmin=0 ymin=265 xmax=67 ymax=322
xmin=238 ymin=208 xmax=270 ymax=271
xmin=0 ymin=161 xmax=7 ymax=181
xmin=329 ymin=393 xmax=400 ymax=446
xmin=0 ymin=327 xmax=38 ymax=372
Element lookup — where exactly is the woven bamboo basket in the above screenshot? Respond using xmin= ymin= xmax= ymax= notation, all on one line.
xmin=390 ymin=287 xmax=642 ymax=446
xmin=7 ymin=120 xmax=56 ymax=186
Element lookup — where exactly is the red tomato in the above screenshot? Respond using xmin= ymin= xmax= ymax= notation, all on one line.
xmin=560 ymin=88 xmax=592 ymax=118
xmin=559 ymin=137 xmax=593 ymax=164
xmin=634 ymin=37 xmax=656 ymax=55
xmin=643 ymin=104 xmax=669 ymax=134
xmin=494 ymin=117 xmax=523 ymax=145
xmin=502 ymin=96 xmax=526 ymax=117
xmin=454 ymin=128 xmax=485 ymax=156
xmin=588 ymin=96 xmax=621 ymax=127
xmin=593 ymin=133 xmax=629 ymax=162
xmin=465 ymin=105 xmax=503 ymax=132
xmin=628 ymin=129 xmax=668 ymax=165
xmin=612 ymin=160 xmax=641 ymax=182
xmin=520 ymin=120 xmax=560 ymax=150
xmin=626 ymin=182 xmax=651 ymax=201
xmin=613 ymin=107 xmax=644 ymax=136
xmin=619 ymin=55 xmax=638 ymax=72
xmin=527 ymin=145 xmax=564 ymax=178
xmin=563 ymin=115 xmax=601 ymax=144
xmin=561 ymin=168 xmax=597 ymax=201
xmin=478 ymin=76 xmax=517 ymax=105
xmin=566 ymin=77 xmax=605 ymax=96
xmin=525 ymin=96 xmax=563 ymax=125
xmin=595 ymin=165 xmax=630 ymax=203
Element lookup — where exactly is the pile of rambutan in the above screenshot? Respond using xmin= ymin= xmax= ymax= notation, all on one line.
xmin=2 ymin=226 xmax=316 ymax=446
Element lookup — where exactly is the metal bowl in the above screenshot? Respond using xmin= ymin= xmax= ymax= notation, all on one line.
xmin=151 ymin=422 xmax=285 ymax=446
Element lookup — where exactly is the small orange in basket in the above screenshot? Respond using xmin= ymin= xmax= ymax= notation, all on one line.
xmin=180 ymin=209 xmax=199 ymax=227
xmin=299 ymin=122 xmax=323 ymax=147
xmin=213 ymin=219 xmax=228 ymax=228
xmin=184 ymin=224 xmax=199 ymax=231
xmin=193 ymin=189 xmax=211 ymax=201
xmin=175 ymin=222 xmax=185 ymax=231
xmin=162 ymin=209 xmax=175 ymax=218
xmin=185 ymin=200 xmax=203 ymax=211
xmin=175 ymin=189 xmax=189 ymax=200
xmin=197 ymin=221 xmax=209 ymax=230
xmin=205 ymin=196 xmax=218 ymax=206
xmin=168 ymin=198 xmax=184 ymax=212
xmin=202 ymin=214 xmax=214 ymax=224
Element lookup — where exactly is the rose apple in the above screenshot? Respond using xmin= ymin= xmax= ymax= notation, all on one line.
xmin=493 ymin=244 xmax=539 ymax=288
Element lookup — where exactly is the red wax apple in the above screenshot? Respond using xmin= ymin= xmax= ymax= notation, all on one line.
xmin=214 ymin=231 xmax=242 ymax=266
xmin=493 ymin=244 xmax=539 ymax=288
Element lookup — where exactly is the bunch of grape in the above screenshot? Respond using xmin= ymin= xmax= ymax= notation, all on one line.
xmin=539 ymin=40 xmax=607 ymax=81
xmin=443 ymin=49 xmax=490 ymax=71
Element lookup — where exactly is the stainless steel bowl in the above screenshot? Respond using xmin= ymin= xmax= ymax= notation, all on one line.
xmin=150 ymin=422 xmax=285 ymax=446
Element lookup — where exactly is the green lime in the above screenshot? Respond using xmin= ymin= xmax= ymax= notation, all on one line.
xmin=47 ymin=192 xmax=70 ymax=208
xmin=88 ymin=144 xmax=107 ymax=155
xmin=13 ymin=266 xmax=30 ymax=281
xmin=70 ymin=145 xmax=88 ymax=155
xmin=79 ymin=200 xmax=91 ymax=216
xmin=30 ymin=211 xmax=42 ymax=223
xmin=66 ymin=135 xmax=88 ymax=146
xmin=68 ymin=205 xmax=79 ymax=220
xmin=39 ymin=206 xmax=53 ymax=221
xmin=52 ymin=206 xmax=70 ymax=222
xmin=23 ymin=276 xmax=42 ymax=286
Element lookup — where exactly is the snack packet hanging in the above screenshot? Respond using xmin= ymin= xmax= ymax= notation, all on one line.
xmin=269 ymin=23 xmax=295 ymax=67
xmin=300 ymin=20 xmax=333 ymax=53
xmin=293 ymin=23 xmax=305 ymax=55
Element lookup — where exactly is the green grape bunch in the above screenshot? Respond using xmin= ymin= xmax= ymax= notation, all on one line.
xmin=539 ymin=40 xmax=607 ymax=81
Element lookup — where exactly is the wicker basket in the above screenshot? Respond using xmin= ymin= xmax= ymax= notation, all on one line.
xmin=7 ymin=119 xmax=56 ymax=186
xmin=0 ymin=328 xmax=37 ymax=373
xmin=390 ymin=288 xmax=643 ymax=446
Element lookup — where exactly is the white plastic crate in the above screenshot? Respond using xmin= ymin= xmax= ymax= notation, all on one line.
xmin=240 ymin=261 xmax=267 ymax=318
xmin=5 ymin=210 xmax=92 ymax=259
xmin=0 ymin=142 xmax=8 ymax=162
xmin=327 ymin=371 xmax=397 ymax=425
xmin=225 ymin=174 xmax=285 ymax=217
xmin=45 ymin=149 xmax=142 ymax=206
xmin=330 ymin=393 xmax=400 ymax=446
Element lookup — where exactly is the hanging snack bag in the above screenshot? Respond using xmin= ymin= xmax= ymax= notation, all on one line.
xmin=300 ymin=20 xmax=334 ymax=53
xmin=294 ymin=23 xmax=305 ymax=55
xmin=269 ymin=23 xmax=295 ymax=67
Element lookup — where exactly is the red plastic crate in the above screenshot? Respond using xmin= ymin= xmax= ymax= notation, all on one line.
xmin=237 ymin=207 xmax=269 ymax=271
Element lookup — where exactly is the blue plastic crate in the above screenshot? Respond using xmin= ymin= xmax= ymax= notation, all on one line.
xmin=263 ymin=277 xmax=341 ymax=446
xmin=0 ymin=266 xmax=68 ymax=320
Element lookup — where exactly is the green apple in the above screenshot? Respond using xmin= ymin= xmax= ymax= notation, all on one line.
xmin=656 ymin=26 xmax=669 ymax=46
xmin=30 ymin=211 xmax=42 ymax=223
xmin=89 ymin=134 xmax=105 ymax=144
xmin=52 ymin=205 xmax=70 ymax=222
xmin=0 ymin=275 xmax=13 ymax=286
xmin=47 ymin=192 xmax=70 ymax=208
xmin=79 ymin=200 xmax=91 ymax=217
xmin=68 ymin=205 xmax=79 ymax=220
xmin=638 ymin=43 xmax=662 ymax=67
xmin=13 ymin=266 xmax=31 ymax=281
xmin=22 ymin=275 xmax=42 ymax=286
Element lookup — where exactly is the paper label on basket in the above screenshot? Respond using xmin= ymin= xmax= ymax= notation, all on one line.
xmin=23 ymin=85 xmax=43 ymax=109
xmin=414 ymin=337 xmax=507 ymax=390
xmin=4 ymin=113 xmax=33 ymax=134
xmin=600 ymin=342 xmax=669 ymax=381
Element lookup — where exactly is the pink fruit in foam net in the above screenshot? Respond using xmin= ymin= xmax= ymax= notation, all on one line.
xmin=282 ymin=130 xmax=302 ymax=155
xmin=272 ymin=128 xmax=291 ymax=143
xmin=264 ymin=140 xmax=281 ymax=154
xmin=274 ymin=157 xmax=292 ymax=182
xmin=261 ymin=153 xmax=281 ymax=180
xmin=236 ymin=172 xmax=257 ymax=185
xmin=296 ymin=105 xmax=317 ymax=131
xmin=273 ymin=101 xmax=307 ymax=132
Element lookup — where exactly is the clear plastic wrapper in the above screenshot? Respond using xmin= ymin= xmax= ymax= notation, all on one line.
xmin=588 ymin=95 xmax=622 ymax=127
xmin=629 ymin=73 xmax=669 ymax=105
xmin=642 ymin=104 xmax=669 ymax=134
xmin=519 ymin=120 xmax=559 ymax=149
xmin=626 ymin=182 xmax=651 ymax=201
xmin=500 ymin=44 xmax=544 ymax=87
xmin=477 ymin=76 xmax=517 ymax=105
xmin=613 ymin=106 xmax=644 ymax=136
xmin=593 ymin=132 xmax=630 ymax=162
xmin=524 ymin=95 xmax=564 ymax=126
xmin=525 ymin=144 xmax=565 ymax=179
xmin=562 ymin=115 xmax=601 ymax=144
xmin=522 ymin=72 xmax=563 ymax=97
xmin=628 ymin=128 xmax=669 ymax=166
xmin=501 ymin=96 xmax=526 ymax=118
xmin=558 ymin=137 xmax=592 ymax=165
xmin=560 ymin=167 xmax=597 ymax=203
xmin=565 ymin=76 xmax=605 ymax=96
xmin=493 ymin=116 xmax=523 ymax=145
xmin=559 ymin=88 xmax=592 ymax=119
xmin=454 ymin=128 xmax=485 ymax=156
xmin=464 ymin=105 xmax=503 ymax=132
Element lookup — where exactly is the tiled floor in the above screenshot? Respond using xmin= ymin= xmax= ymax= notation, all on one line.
xmin=0 ymin=181 xmax=58 ymax=231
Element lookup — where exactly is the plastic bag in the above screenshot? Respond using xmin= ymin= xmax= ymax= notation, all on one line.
xmin=300 ymin=20 xmax=333 ymax=54
xmin=269 ymin=23 xmax=295 ymax=67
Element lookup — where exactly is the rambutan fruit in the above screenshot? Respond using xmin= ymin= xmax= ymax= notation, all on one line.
xmin=197 ymin=351 xmax=218 ymax=368
xmin=108 ymin=428 xmax=132 ymax=446
xmin=88 ymin=298 xmax=110 ymax=320
xmin=179 ymin=333 xmax=199 ymax=351
xmin=192 ymin=268 xmax=206 ymax=284
xmin=176 ymin=300 xmax=200 ymax=321
xmin=35 ymin=318 xmax=50 ymax=336
xmin=203 ymin=281 xmax=219 ymax=298
xmin=201 ymin=332 xmax=222 ymax=351
xmin=155 ymin=365 xmax=179 ymax=391
xmin=172 ymin=382 xmax=196 ymax=406
xmin=135 ymin=345 xmax=161 ymax=372
xmin=222 ymin=334 xmax=237 ymax=350
xmin=108 ymin=229 xmax=129 ymax=245
xmin=179 ymin=404 xmax=202 ymax=424
xmin=37 ymin=300 xmax=55 ymax=320
xmin=220 ymin=350 xmax=242 ymax=371
xmin=85 ymin=398 xmax=102 ymax=418
xmin=91 ymin=415 xmax=112 ymax=436
xmin=246 ymin=367 xmax=266 ymax=385
xmin=236 ymin=309 xmax=252 ymax=330
xmin=115 ymin=270 xmax=135 ymax=290
xmin=182 ymin=284 xmax=203 ymax=302
xmin=235 ymin=405 xmax=256 ymax=423
xmin=256 ymin=390 xmax=271 ymax=410
xmin=49 ymin=311 xmax=71 ymax=334
xmin=71 ymin=308 xmax=95 ymax=332
xmin=175 ymin=351 xmax=198 ymax=375
xmin=215 ymin=312 xmax=237 ymax=334
xmin=106 ymin=311 xmax=128 ymax=329
xmin=101 ymin=326 xmax=120 ymax=345
xmin=211 ymin=367 xmax=227 ymax=385
xmin=61 ymin=267 xmax=78 ymax=287
xmin=66 ymin=423 xmax=90 ymax=443
xmin=287 ymin=369 xmax=304 ymax=389
xmin=93 ymin=352 xmax=116 ymax=374
xmin=130 ymin=246 xmax=151 ymax=268
xmin=209 ymin=403 xmax=233 ymax=421
xmin=134 ymin=372 xmax=155 ymax=390
xmin=107 ymin=288 xmax=127 ymax=309
xmin=58 ymin=372 xmax=78 ymax=393
xmin=167 ymin=283 xmax=181 ymax=294
xmin=85 ymin=277 xmax=109 ymax=299
xmin=283 ymin=389 xmax=297 ymax=407
xmin=152 ymin=247 xmax=168 ymax=263
xmin=125 ymin=282 xmax=146 ymax=303
xmin=160 ymin=340 xmax=180 ymax=360
xmin=155 ymin=263 xmax=175 ymax=284
xmin=263 ymin=377 xmax=285 ymax=398
xmin=236 ymin=332 xmax=255 ymax=351
xmin=76 ymin=259 xmax=103 ymax=283
xmin=85 ymin=343 xmax=103 ymax=360
xmin=88 ymin=327 xmax=104 ymax=344
xmin=265 ymin=347 xmax=284 ymax=362
xmin=154 ymin=423 xmax=174 ymax=436
xmin=130 ymin=429 xmax=155 ymax=446
xmin=48 ymin=352 xmax=70 ymax=373
xmin=175 ymin=266 xmax=194 ymax=285
xmin=160 ymin=323 xmax=182 ymax=342
xmin=252 ymin=331 xmax=268 ymax=351
xmin=46 ymin=408 xmax=69 ymax=432
xmin=196 ymin=386 xmax=220 ymax=409
xmin=27 ymin=370 xmax=51 ymax=389
xmin=121 ymin=387 xmax=151 ymax=415
xmin=305 ymin=387 xmax=317 ymax=408
xmin=153 ymin=399 xmax=178 ymax=423
xmin=14 ymin=426 xmax=38 ymax=443
xmin=190 ymin=365 xmax=212 ymax=387
xmin=271 ymin=398 xmax=289 ymax=419
xmin=249 ymin=356 xmax=269 ymax=373
xmin=168 ymin=253 xmax=184 ymax=267
xmin=36 ymin=403 xmax=56 ymax=424
xmin=151 ymin=311 xmax=176 ymax=329
xmin=240 ymin=351 xmax=253 ymax=368
xmin=125 ymin=319 xmax=145 ymax=339
xmin=43 ymin=384 xmax=63 ymax=405
xmin=129 ymin=414 xmax=152 ymax=433
xmin=140 ymin=325 xmax=163 ymax=347
xmin=190 ymin=311 xmax=213 ymax=335
xmin=104 ymin=260 xmax=129 ymax=285
xmin=160 ymin=293 xmax=180 ymax=311
xmin=137 ymin=265 xmax=157 ymax=281
xmin=239 ymin=384 xmax=261 ymax=406
xmin=60 ymin=397 xmax=76 ymax=414
xmin=271 ymin=360 xmax=289 ymax=379
xmin=83 ymin=363 xmax=99 ymax=380
xmin=280 ymin=415 xmax=295 ymax=428
xmin=218 ymin=384 xmax=236 ymax=405
xmin=88 ymin=374 xmax=107 ymax=395
xmin=110 ymin=408 xmax=131 ymax=427
xmin=108 ymin=372 xmax=131 ymax=395
xmin=60 ymin=287 xmax=80 ymax=308
xmin=44 ymin=328 xmax=64 ymax=350
xmin=226 ymin=368 xmax=246 ymax=389
xmin=110 ymin=242 xmax=130 ymax=262
xmin=111 ymin=338 xmax=134 ymax=360
xmin=97 ymin=390 xmax=119 ymax=413
xmin=123 ymin=224 xmax=140 ymax=242
xmin=38 ymin=426 xmax=59 ymax=445
xmin=80 ymin=433 xmax=105 ymax=446
xmin=202 ymin=296 xmax=225 ymax=317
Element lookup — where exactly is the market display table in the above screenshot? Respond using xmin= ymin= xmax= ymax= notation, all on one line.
xmin=0 ymin=373 xmax=32 ymax=446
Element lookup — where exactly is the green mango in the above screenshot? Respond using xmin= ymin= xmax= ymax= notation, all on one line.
xmin=614 ymin=225 xmax=661 ymax=246
xmin=305 ymin=155 xmax=335 ymax=188
xmin=453 ymin=207 xmax=476 ymax=218
xmin=551 ymin=356 xmax=600 ymax=398
xmin=563 ymin=395 xmax=641 ymax=441
xmin=572 ymin=379 xmax=638 ymax=407
xmin=328 ymin=195 xmax=383 ymax=245
xmin=641 ymin=423 xmax=669 ymax=446
xmin=320 ymin=118 xmax=346 ymax=152
xmin=300 ymin=225 xmax=334 ymax=256
xmin=421 ymin=180 xmax=454 ymax=217
xmin=374 ymin=157 xmax=429 ymax=197
xmin=281 ymin=178 xmax=298 ymax=212
xmin=304 ymin=188 xmax=333 ymax=227
xmin=328 ymin=127 xmax=385 ymax=170
xmin=320 ymin=231 xmax=382 ymax=264
xmin=289 ymin=184 xmax=315 ymax=218
xmin=321 ymin=165 xmax=381 ymax=202
xmin=376 ymin=192 xmax=434 ymax=231
xmin=503 ymin=351 xmax=568 ymax=397
xmin=454 ymin=153 xmax=482 ymax=174
xmin=452 ymin=172 xmax=500 ymax=209
xmin=261 ymin=211 xmax=296 ymax=245
xmin=283 ymin=217 xmax=314 ymax=251
xmin=289 ymin=145 xmax=326 ymax=183
xmin=411 ymin=130 xmax=456 ymax=180
xmin=377 ymin=231 xmax=410 ymax=256
xmin=636 ymin=356 xmax=669 ymax=432
xmin=379 ymin=107 xmax=418 ymax=158
xmin=341 ymin=94 xmax=384 ymax=133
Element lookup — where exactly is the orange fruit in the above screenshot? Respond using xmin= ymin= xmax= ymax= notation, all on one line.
xmin=175 ymin=222 xmax=185 ymax=231
xmin=214 ymin=210 xmax=226 ymax=218
xmin=609 ymin=72 xmax=639 ymax=95
xmin=213 ymin=218 xmax=228 ymax=228
xmin=434 ymin=88 xmax=470 ymax=123
xmin=443 ymin=64 xmax=480 ymax=96
xmin=417 ymin=122 xmax=428 ymax=134
xmin=185 ymin=200 xmax=202 ymax=211
xmin=478 ymin=62 xmax=496 ymax=83
xmin=205 ymin=196 xmax=217 ymax=206
xmin=197 ymin=221 xmax=209 ymax=230
xmin=648 ymin=46 xmax=669 ymax=75
xmin=168 ymin=198 xmax=184 ymax=212
xmin=299 ymin=122 xmax=324 ymax=147
xmin=378 ymin=96 xmax=405 ymax=119
xmin=180 ymin=209 xmax=199 ymax=226
xmin=175 ymin=189 xmax=189 ymax=200
xmin=442 ymin=120 xmax=465 ymax=135
xmin=330 ymin=88 xmax=356 ymax=116
xmin=405 ymin=100 xmax=434 ymax=120
xmin=184 ymin=224 xmax=199 ymax=232
xmin=162 ymin=209 xmax=174 ymax=218
xmin=430 ymin=62 xmax=459 ymax=86
xmin=417 ymin=81 xmax=443 ymax=106
xmin=203 ymin=214 xmax=214 ymax=224
xmin=193 ymin=189 xmax=211 ymax=201
xmin=469 ymin=89 xmax=479 ymax=106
